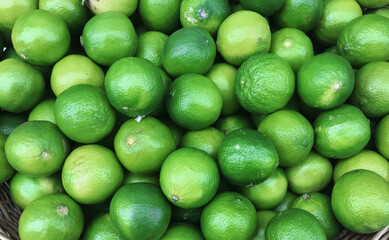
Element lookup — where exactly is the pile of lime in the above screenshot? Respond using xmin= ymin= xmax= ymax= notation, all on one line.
xmin=1 ymin=0 xmax=389 ymax=239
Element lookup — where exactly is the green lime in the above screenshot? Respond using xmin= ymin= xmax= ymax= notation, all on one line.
xmin=273 ymin=191 xmax=298 ymax=212
xmin=160 ymin=117 xmax=185 ymax=147
xmin=110 ymin=183 xmax=171 ymax=240
xmin=285 ymin=151 xmax=333 ymax=194
xmin=150 ymin=68 xmax=172 ymax=117
xmin=166 ymin=73 xmax=223 ymax=130
xmin=313 ymin=104 xmax=371 ymax=159
xmin=86 ymin=0 xmax=137 ymax=16
xmin=55 ymin=84 xmax=116 ymax=144
xmin=123 ymin=171 xmax=159 ymax=186
xmin=180 ymin=0 xmax=231 ymax=35
xmin=375 ymin=114 xmax=389 ymax=159
xmin=323 ymin=46 xmax=338 ymax=54
xmin=232 ymin=3 xmax=244 ymax=12
xmin=201 ymin=192 xmax=257 ymax=240
xmin=0 ymin=112 xmax=26 ymax=136
xmin=51 ymin=54 xmax=105 ymax=97
xmin=82 ymin=11 xmax=137 ymax=66
xmin=218 ymin=129 xmax=279 ymax=186
xmin=357 ymin=0 xmax=389 ymax=8
xmin=331 ymin=170 xmax=389 ymax=234
xmin=83 ymin=213 xmax=123 ymax=240
xmin=171 ymin=206 xmax=203 ymax=225
xmin=0 ymin=134 xmax=14 ymax=183
xmin=10 ymin=172 xmax=63 ymax=209
xmin=270 ymin=28 xmax=314 ymax=73
xmin=337 ymin=14 xmax=389 ymax=68
xmin=181 ymin=127 xmax=225 ymax=159
xmin=161 ymin=223 xmax=204 ymax=240
xmin=105 ymin=57 xmax=164 ymax=117
xmin=0 ymin=0 xmax=38 ymax=30
xmin=214 ymin=113 xmax=254 ymax=135
xmin=162 ymin=26 xmax=216 ymax=77
xmin=375 ymin=7 xmax=389 ymax=19
xmin=0 ymin=59 xmax=45 ymax=113
xmin=135 ymin=31 xmax=168 ymax=68
xmin=216 ymin=10 xmax=271 ymax=66
xmin=160 ymin=148 xmax=220 ymax=208
xmin=292 ymin=193 xmax=341 ymax=240
xmin=12 ymin=10 xmax=70 ymax=66
xmin=28 ymin=99 xmax=56 ymax=124
xmin=313 ymin=0 xmax=362 ymax=46
xmin=251 ymin=210 xmax=277 ymax=240
xmin=114 ymin=117 xmax=175 ymax=174
xmin=265 ymin=208 xmax=326 ymax=240
xmin=5 ymin=121 xmax=70 ymax=177
xmin=62 ymin=144 xmax=123 ymax=205
xmin=239 ymin=0 xmax=286 ymax=16
xmin=240 ymin=168 xmax=288 ymax=210
xmin=206 ymin=63 xmax=240 ymax=115
xmin=19 ymin=193 xmax=84 ymax=240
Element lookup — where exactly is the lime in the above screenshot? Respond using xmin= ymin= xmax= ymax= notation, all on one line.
xmin=334 ymin=150 xmax=389 ymax=182
xmin=218 ymin=129 xmax=279 ymax=186
xmin=274 ymin=191 xmax=298 ymax=212
xmin=201 ymin=192 xmax=257 ymax=240
xmin=86 ymin=0 xmax=138 ymax=16
xmin=18 ymin=193 xmax=84 ymax=240
xmin=332 ymin=170 xmax=389 ymax=234
xmin=28 ymin=99 xmax=56 ymax=124
xmin=292 ymin=193 xmax=341 ymax=240
xmin=240 ymin=168 xmax=288 ymax=210
xmin=232 ymin=3 xmax=244 ymax=12
xmin=181 ymin=127 xmax=225 ymax=159
xmin=313 ymin=104 xmax=370 ymax=159
xmin=357 ymin=0 xmax=389 ymax=8
xmin=265 ymin=208 xmax=326 ymax=240
xmin=105 ymin=57 xmax=164 ymax=117
xmin=375 ymin=114 xmax=389 ymax=159
xmin=166 ymin=73 xmax=223 ymax=130
xmin=180 ymin=0 xmax=230 ymax=35
xmin=114 ymin=117 xmax=175 ymax=174
xmin=51 ymin=54 xmax=105 ymax=97
xmin=216 ymin=10 xmax=271 ymax=66
xmin=160 ymin=117 xmax=185 ymax=147
xmin=135 ymin=31 xmax=168 ymax=68
xmin=171 ymin=206 xmax=203 ymax=225
xmin=313 ymin=0 xmax=362 ymax=46
xmin=239 ymin=0 xmax=285 ymax=16
xmin=150 ymin=68 xmax=172 ymax=117
xmin=252 ymin=210 xmax=277 ymax=240
xmin=123 ymin=171 xmax=159 ymax=186
xmin=161 ymin=223 xmax=204 ymax=240
xmin=62 ymin=145 xmax=123 ymax=205
xmin=84 ymin=213 xmax=123 ymax=240
xmin=0 ymin=112 xmax=26 ymax=136
xmin=323 ymin=46 xmax=338 ymax=54
xmin=375 ymin=7 xmax=389 ymax=19
xmin=0 ymin=134 xmax=14 ymax=183
xmin=12 ymin=10 xmax=70 ymax=66
xmin=162 ymin=26 xmax=216 ymax=77
xmin=285 ymin=151 xmax=333 ymax=194
xmin=0 ymin=59 xmax=45 ymax=113
xmin=214 ymin=113 xmax=254 ymax=135
xmin=55 ymin=84 xmax=116 ymax=144
xmin=10 ymin=172 xmax=63 ymax=209
xmin=337 ymin=14 xmax=389 ymax=68
xmin=5 ymin=121 xmax=70 ymax=177
xmin=110 ymin=183 xmax=171 ymax=240
xmin=82 ymin=11 xmax=137 ymax=66
xmin=0 ymin=0 xmax=38 ymax=30
xmin=350 ymin=62 xmax=389 ymax=118
xmin=160 ymin=148 xmax=220 ymax=208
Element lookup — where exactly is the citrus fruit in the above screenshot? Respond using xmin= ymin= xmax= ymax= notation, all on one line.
xmin=235 ymin=53 xmax=295 ymax=114
xmin=331 ymin=169 xmax=389 ymax=234
xmin=135 ymin=31 xmax=168 ymax=68
xmin=85 ymin=0 xmax=138 ymax=16
xmin=313 ymin=104 xmax=371 ymax=159
xmin=9 ymin=172 xmax=63 ymax=209
xmin=84 ymin=213 xmax=123 ymax=240
xmin=324 ymin=46 xmax=338 ymax=54
xmin=160 ymin=148 xmax=220 ymax=208
xmin=285 ymin=151 xmax=333 ymax=194
xmin=251 ymin=210 xmax=277 ymax=240
xmin=171 ymin=206 xmax=203 ymax=225
xmin=375 ymin=114 xmax=389 ymax=159
xmin=0 ymin=134 xmax=14 ymax=183
xmin=160 ymin=117 xmax=184 ymax=147
xmin=181 ymin=127 xmax=225 ymax=159
xmin=297 ymin=53 xmax=355 ymax=110
xmin=114 ymin=117 xmax=175 ymax=174
xmin=240 ymin=168 xmax=288 ymax=210
xmin=0 ymin=112 xmax=26 ymax=136
xmin=206 ymin=63 xmax=240 ymax=115
xmin=337 ymin=14 xmax=389 ymax=68
xmin=292 ymin=193 xmax=341 ymax=240
xmin=265 ymin=208 xmax=326 ymax=240
xmin=214 ymin=113 xmax=254 ymax=135
xmin=12 ymin=10 xmax=70 ymax=66
xmin=274 ymin=191 xmax=298 ymax=212
xmin=357 ymin=0 xmax=389 ymax=8
xmin=180 ymin=0 xmax=231 ymax=35
xmin=349 ymin=61 xmax=389 ymax=118
xmin=162 ymin=26 xmax=216 ymax=77
xmin=258 ymin=110 xmax=314 ymax=167
xmin=5 ymin=121 xmax=70 ymax=177
xmin=270 ymin=28 xmax=314 ymax=73
xmin=55 ymin=84 xmax=116 ymax=144
xmin=216 ymin=10 xmax=271 ymax=66
xmin=150 ymin=68 xmax=172 ymax=117
xmin=218 ymin=129 xmax=279 ymax=186
xmin=62 ymin=144 xmax=123 ymax=205
xmin=201 ymin=192 xmax=257 ymax=240
xmin=28 ymin=99 xmax=56 ymax=124
xmin=110 ymin=183 xmax=171 ymax=240
xmin=0 ymin=0 xmax=38 ymax=30
xmin=123 ymin=171 xmax=159 ymax=186
xmin=313 ymin=0 xmax=362 ymax=46
xmin=0 ymin=59 xmax=45 ymax=113
xmin=334 ymin=150 xmax=389 ymax=182
xmin=166 ymin=73 xmax=223 ymax=130
xmin=50 ymin=54 xmax=105 ymax=97
xmin=105 ymin=57 xmax=164 ymax=117
xmin=375 ymin=7 xmax=389 ymax=19
xmin=18 ymin=193 xmax=84 ymax=240
xmin=239 ymin=0 xmax=285 ymax=16
xmin=161 ymin=223 xmax=204 ymax=240
xmin=82 ymin=11 xmax=137 ymax=66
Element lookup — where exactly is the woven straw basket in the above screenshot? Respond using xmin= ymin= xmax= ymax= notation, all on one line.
xmin=0 ymin=182 xmax=388 ymax=240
